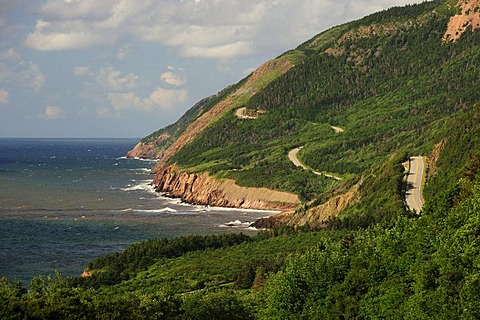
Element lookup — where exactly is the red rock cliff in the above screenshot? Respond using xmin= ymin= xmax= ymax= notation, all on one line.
xmin=443 ymin=0 xmax=480 ymax=42
xmin=126 ymin=134 xmax=171 ymax=159
xmin=153 ymin=166 xmax=301 ymax=210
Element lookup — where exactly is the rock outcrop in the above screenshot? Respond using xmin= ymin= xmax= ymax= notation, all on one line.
xmin=126 ymin=134 xmax=170 ymax=159
xmin=288 ymin=184 xmax=360 ymax=227
xmin=426 ymin=138 xmax=447 ymax=179
xmin=153 ymin=166 xmax=301 ymax=210
xmin=250 ymin=211 xmax=295 ymax=229
xmin=251 ymin=183 xmax=360 ymax=229
xmin=443 ymin=0 xmax=480 ymax=42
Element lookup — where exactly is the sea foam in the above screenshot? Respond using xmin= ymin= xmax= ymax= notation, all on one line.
xmin=121 ymin=207 xmax=179 ymax=214
xmin=120 ymin=180 xmax=155 ymax=193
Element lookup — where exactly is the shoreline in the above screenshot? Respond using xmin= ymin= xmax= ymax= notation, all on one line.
xmin=153 ymin=165 xmax=301 ymax=211
xmin=159 ymin=191 xmax=282 ymax=215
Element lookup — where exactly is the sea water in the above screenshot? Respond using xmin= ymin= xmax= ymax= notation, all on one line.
xmin=0 ymin=138 xmax=273 ymax=283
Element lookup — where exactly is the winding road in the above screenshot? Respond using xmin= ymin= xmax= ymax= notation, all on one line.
xmin=288 ymin=147 xmax=342 ymax=181
xmin=405 ymin=156 xmax=425 ymax=214
xmin=235 ymin=107 xmax=257 ymax=119
xmin=287 ymin=126 xmax=344 ymax=181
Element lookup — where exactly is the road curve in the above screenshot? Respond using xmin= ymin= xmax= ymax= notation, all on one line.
xmin=405 ymin=156 xmax=425 ymax=214
xmin=235 ymin=107 xmax=257 ymax=119
xmin=330 ymin=125 xmax=344 ymax=133
xmin=288 ymin=147 xmax=306 ymax=169
xmin=288 ymin=147 xmax=342 ymax=181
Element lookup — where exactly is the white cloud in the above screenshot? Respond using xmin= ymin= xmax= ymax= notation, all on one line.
xmin=116 ymin=45 xmax=131 ymax=60
xmin=0 ymin=48 xmax=21 ymax=62
xmin=182 ymin=41 xmax=255 ymax=59
xmin=73 ymin=66 xmax=94 ymax=76
xmin=42 ymin=105 xmax=66 ymax=119
xmin=25 ymin=20 xmax=112 ymax=51
xmin=108 ymin=87 xmax=188 ymax=112
xmin=22 ymin=0 xmax=424 ymax=58
xmin=0 ymin=88 xmax=9 ymax=105
xmin=96 ymin=106 xmax=120 ymax=119
xmin=97 ymin=67 xmax=139 ymax=91
xmin=0 ymin=49 xmax=45 ymax=92
xmin=18 ymin=61 xmax=45 ymax=92
xmin=149 ymin=87 xmax=188 ymax=109
xmin=160 ymin=71 xmax=186 ymax=86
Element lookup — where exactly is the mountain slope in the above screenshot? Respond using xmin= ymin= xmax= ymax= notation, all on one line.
xmin=129 ymin=0 xmax=480 ymax=228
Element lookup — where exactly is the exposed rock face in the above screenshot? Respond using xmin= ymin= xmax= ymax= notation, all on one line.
xmin=250 ymin=211 xmax=294 ymax=229
xmin=288 ymin=184 xmax=360 ymax=227
xmin=426 ymin=138 xmax=447 ymax=179
xmin=126 ymin=142 xmax=159 ymax=159
xmin=153 ymin=166 xmax=301 ymax=210
xmin=443 ymin=0 xmax=480 ymax=42
xmin=80 ymin=270 xmax=91 ymax=278
xmin=126 ymin=134 xmax=170 ymax=159
xmin=252 ymin=183 xmax=360 ymax=229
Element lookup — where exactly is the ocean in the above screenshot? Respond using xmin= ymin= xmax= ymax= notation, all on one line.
xmin=0 ymin=138 xmax=273 ymax=284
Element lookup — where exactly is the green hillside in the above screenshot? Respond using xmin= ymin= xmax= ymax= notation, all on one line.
xmin=162 ymin=0 xmax=478 ymax=226
xmin=2 ymin=0 xmax=480 ymax=318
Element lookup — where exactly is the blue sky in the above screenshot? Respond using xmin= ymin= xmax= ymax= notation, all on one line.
xmin=0 ymin=0 xmax=421 ymax=138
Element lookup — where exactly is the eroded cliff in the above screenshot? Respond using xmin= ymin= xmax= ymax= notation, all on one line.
xmin=153 ymin=166 xmax=301 ymax=210
xmin=126 ymin=134 xmax=170 ymax=159
xmin=443 ymin=0 xmax=480 ymax=42
xmin=251 ymin=183 xmax=360 ymax=229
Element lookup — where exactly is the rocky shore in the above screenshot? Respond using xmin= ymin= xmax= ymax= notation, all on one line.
xmin=152 ymin=165 xmax=301 ymax=211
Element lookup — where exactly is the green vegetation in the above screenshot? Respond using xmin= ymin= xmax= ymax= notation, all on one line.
xmin=2 ymin=0 xmax=480 ymax=318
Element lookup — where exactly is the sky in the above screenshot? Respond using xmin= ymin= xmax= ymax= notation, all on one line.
xmin=0 ymin=0 xmax=422 ymax=138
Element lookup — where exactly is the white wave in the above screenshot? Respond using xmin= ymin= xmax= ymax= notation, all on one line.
xmin=129 ymin=168 xmax=151 ymax=173
xmin=120 ymin=180 xmax=154 ymax=192
xmin=207 ymin=206 xmax=281 ymax=214
xmin=116 ymin=156 xmax=157 ymax=163
xmin=121 ymin=207 xmax=178 ymax=214
xmin=132 ymin=157 xmax=158 ymax=163
xmin=219 ymin=220 xmax=252 ymax=228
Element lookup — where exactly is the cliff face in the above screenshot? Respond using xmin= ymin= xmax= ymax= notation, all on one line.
xmin=126 ymin=134 xmax=170 ymax=159
xmin=443 ymin=0 xmax=480 ymax=42
xmin=251 ymin=184 xmax=360 ymax=229
xmin=153 ymin=166 xmax=301 ymax=210
xmin=287 ymin=184 xmax=360 ymax=227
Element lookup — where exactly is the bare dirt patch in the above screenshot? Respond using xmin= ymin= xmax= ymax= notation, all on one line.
xmin=443 ymin=0 xmax=480 ymax=42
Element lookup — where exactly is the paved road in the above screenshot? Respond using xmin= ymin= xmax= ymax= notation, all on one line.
xmin=288 ymin=147 xmax=342 ymax=181
xmin=235 ymin=107 xmax=257 ymax=119
xmin=288 ymin=147 xmax=306 ymax=168
xmin=405 ymin=156 xmax=425 ymax=214
xmin=330 ymin=126 xmax=344 ymax=133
